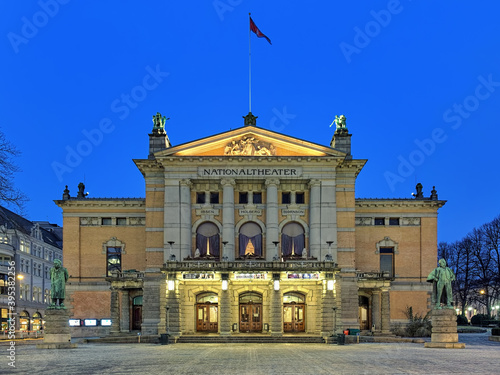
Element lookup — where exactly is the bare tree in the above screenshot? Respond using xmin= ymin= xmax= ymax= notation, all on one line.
xmin=0 ymin=129 xmax=26 ymax=210
xmin=449 ymin=239 xmax=475 ymax=316
xmin=468 ymin=228 xmax=493 ymax=315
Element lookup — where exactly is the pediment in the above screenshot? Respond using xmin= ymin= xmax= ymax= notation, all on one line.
xmin=154 ymin=126 xmax=345 ymax=158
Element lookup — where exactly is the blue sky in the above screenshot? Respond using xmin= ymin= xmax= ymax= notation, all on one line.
xmin=1 ymin=1 xmax=499 ymax=243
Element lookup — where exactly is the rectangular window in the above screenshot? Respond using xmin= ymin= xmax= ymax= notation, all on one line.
xmin=196 ymin=192 xmax=206 ymax=204
xmin=116 ymin=218 xmax=127 ymax=226
xmin=374 ymin=218 xmax=385 ymax=226
xmin=239 ymin=192 xmax=248 ymax=204
xmin=380 ymin=247 xmax=394 ymax=277
xmin=253 ymin=192 xmax=262 ymax=204
xmin=107 ymin=247 xmax=122 ymax=276
xmin=0 ymin=255 xmax=11 ymax=266
xmin=282 ymin=192 xmax=291 ymax=204
xmin=210 ymin=192 xmax=219 ymax=204
xmin=389 ymin=218 xmax=400 ymax=226
xmin=0 ymin=274 xmax=8 ymax=295
xmin=296 ymin=192 xmax=305 ymax=204
xmin=102 ymin=218 xmax=112 ymax=225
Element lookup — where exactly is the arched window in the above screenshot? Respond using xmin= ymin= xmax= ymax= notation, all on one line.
xmin=239 ymin=292 xmax=263 ymax=304
xmin=283 ymin=292 xmax=305 ymax=304
xmin=33 ymin=312 xmax=42 ymax=331
xmin=281 ymin=222 xmax=305 ymax=257
xmin=197 ymin=292 xmax=219 ymax=304
xmin=238 ymin=222 xmax=263 ymax=258
xmin=20 ymin=311 xmax=29 ymax=331
xmin=195 ymin=222 xmax=220 ymax=258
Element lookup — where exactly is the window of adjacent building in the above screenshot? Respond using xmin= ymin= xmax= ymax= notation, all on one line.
xmin=253 ymin=192 xmax=262 ymax=204
xmin=107 ymin=247 xmax=122 ymax=276
xmin=102 ymin=218 xmax=112 ymax=225
xmin=380 ymin=247 xmax=394 ymax=277
xmin=44 ymin=266 xmax=49 ymax=279
xmin=296 ymin=192 xmax=305 ymax=204
xmin=24 ymin=285 xmax=30 ymax=300
xmin=0 ymin=274 xmax=8 ymax=295
xmin=239 ymin=192 xmax=248 ymax=204
xmin=0 ymin=235 xmax=8 ymax=244
xmin=44 ymin=289 xmax=50 ymax=304
xmin=210 ymin=192 xmax=219 ymax=204
xmin=374 ymin=218 xmax=385 ymax=226
xmin=20 ymin=239 xmax=29 ymax=252
xmin=0 ymin=255 xmax=11 ymax=266
xmin=196 ymin=192 xmax=206 ymax=204
xmin=37 ymin=264 xmax=42 ymax=277
xmin=116 ymin=217 xmax=127 ymax=226
xmin=282 ymin=192 xmax=291 ymax=204
xmin=389 ymin=218 xmax=400 ymax=226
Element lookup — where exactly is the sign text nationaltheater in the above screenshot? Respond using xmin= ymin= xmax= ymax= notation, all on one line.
xmin=198 ymin=167 xmax=302 ymax=177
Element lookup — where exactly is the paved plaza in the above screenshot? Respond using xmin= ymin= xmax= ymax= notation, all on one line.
xmin=2 ymin=332 xmax=499 ymax=374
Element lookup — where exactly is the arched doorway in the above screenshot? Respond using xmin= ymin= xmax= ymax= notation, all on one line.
xmin=132 ymin=296 xmax=142 ymax=330
xmin=281 ymin=222 xmax=305 ymax=258
xmin=359 ymin=296 xmax=370 ymax=330
xmin=196 ymin=292 xmax=218 ymax=332
xmin=283 ymin=292 xmax=305 ymax=332
xmin=32 ymin=312 xmax=42 ymax=331
xmin=195 ymin=222 xmax=220 ymax=259
xmin=239 ymin=292 xmax=262 ymax=332
xmin=20 ymin=311 xmax=30 ymax=331
xmin=238 ymin=222 xmax=263 ymax=258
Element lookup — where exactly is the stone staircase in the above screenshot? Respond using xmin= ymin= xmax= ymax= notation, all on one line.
xmin=176 ymin=335 xmax=326 ymax=344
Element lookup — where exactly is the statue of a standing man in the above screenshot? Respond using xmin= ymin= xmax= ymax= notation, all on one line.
xmin=50 ymin=259 xmax=69 ymax=309
xmin=427 ymin=258 xmax=455 ymax=309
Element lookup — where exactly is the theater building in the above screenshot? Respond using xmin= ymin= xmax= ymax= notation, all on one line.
xmin=55 ymin=112 xmax=445 ymax=338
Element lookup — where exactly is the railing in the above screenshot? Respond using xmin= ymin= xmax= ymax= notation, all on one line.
xmin=163 ymin=260 xmax=339 ymax=272
xmin=107 ymin=270 xmax=145 ymax=279
xmin=356 ymin=271 xmax=391 ymax=280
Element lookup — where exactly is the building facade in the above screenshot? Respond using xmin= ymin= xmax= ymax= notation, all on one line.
xmin=55 ymin=113 xmax=445 ymax=338
xmin=0 ymin=207 xmax=63 ymax=333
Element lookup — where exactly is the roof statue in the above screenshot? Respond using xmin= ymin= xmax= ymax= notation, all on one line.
xmin=330 ymin=115 xmax=348 ymax=133
xmin=152 ymin=112 xmax=169 ymax=134
xmin=243 ymin=112 xmax=258 ymax=126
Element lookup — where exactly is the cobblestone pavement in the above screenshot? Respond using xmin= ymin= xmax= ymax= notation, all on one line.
xmin=2 ymin=332 xmax=499 ymax=375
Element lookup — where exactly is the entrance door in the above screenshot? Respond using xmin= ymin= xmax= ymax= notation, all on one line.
xmin=283 ymin=303 xmax=305 ymax=332
xmin=132 ymin=296 xmax=142 ymax=330
xmin=196 ymin=304 xmax=218 ymax=332
xmin=359 ymin=296 xmax=370 ymax=330
xmin=239 ymin=303 xmax=262 ymax=332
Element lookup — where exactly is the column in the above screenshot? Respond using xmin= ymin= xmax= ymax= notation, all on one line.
xmin=164 ymin=279 xmax=180 ymax=337
xmin=141 ymin=273 xmax=163 ymax=335
xmin=221 ymin=179 xmax=236 ymax=261
xmin=265 ymin=179 xmax=279 ymax=259
xmin=164 ymin=180 xmax=181 ymax=260
xmin=110 ymin=287 xmax=120 ymax=335
xmin=120 ymin=290 xmax=130 ymax=332
xmin=321 ymin=288 xmax=336 ymax=336
xmin=308 ymin=179 xmax=321 ymax=259
xmin=219 ymin=287 xmax=231 ymax=336
xmin=381 ymin=288 xmax=391 ymax=334
xmin=179 ymin=179 xmax=192 ymax=260
xmin=371 ymin=290 xmax=382 ymax=333
xmin=270 ymin=281 xmax=282 ymax=336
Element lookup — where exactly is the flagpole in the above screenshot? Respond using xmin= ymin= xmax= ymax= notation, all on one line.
xmin=249 ymin=12 xmax=252 ymax=113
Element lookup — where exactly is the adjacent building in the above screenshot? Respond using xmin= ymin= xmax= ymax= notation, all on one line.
xmin=55 ymin=112 xmax=445 ymax=338
xmin=0 ymin=206 xmax=63 ymax=333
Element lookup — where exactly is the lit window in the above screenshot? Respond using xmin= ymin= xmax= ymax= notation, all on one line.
xmin=107 ymin=247 xmax=122 ymax=276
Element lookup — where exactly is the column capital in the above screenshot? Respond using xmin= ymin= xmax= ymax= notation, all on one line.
xmin=179 ymin=179 xmax=192 ymax=187
xmin=308 ymin=179 xmax=321 ymax=187
xmin=265 ymin=178 xmax=280 ymax=187
xmin=220 ymin=178 xmax=236 ymax=187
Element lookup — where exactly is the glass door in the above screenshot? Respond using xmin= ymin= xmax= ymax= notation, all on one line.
xmin=239 ymin=304 xmax=262 ymax=332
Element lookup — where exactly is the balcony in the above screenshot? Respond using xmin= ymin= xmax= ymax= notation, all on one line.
xmin=163 ymin=260 xmax=339 ymax=273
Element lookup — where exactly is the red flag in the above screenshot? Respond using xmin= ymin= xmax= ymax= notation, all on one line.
xmin=250 ymin=17 xmax=272 ymax=45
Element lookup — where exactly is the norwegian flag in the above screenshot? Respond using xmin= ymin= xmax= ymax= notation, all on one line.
xmin=250 ymin=17 xmax=272 ymax=45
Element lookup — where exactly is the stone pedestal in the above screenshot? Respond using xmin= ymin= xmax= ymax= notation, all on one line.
xmin=37 ymin=309 xmax=77 ymax=349
xmin=424 ymin=309 xmax=465 ymax=349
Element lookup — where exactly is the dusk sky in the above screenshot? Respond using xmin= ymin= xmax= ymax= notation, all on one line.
xmin=1 ymin=1 xmax=499 ymax=243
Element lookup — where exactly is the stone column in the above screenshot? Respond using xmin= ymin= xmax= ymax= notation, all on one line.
xmin=381 ymin=288 xmax=391 ymax=334
xmin=371 ymin=290 xmax=382 ymax=333
xmin=266 ymin=179 xmax=280 ymax=259
xmin=270 ymin=281 xmax=282 ymax=336
xmin=142 ymin=273 xmax=164 ymax=336
xmin=179 ymin=179 xmax=192 ymax=260
xmin=219 ymin=288 xmax=231 ymax=336
xmin=120 ymin=290 xmax=130 ymax=333
xmin=339 ymin=274 xmax=359 ymax=330
xmin=321 ymin=288 xmax=336 ymax=336
xmin=308 ymin=179 xmax=321 ymax=259
xmin=110 ymin=287 xmax=120 ymax=335
xmin=164 ymin=280 xmax=180 ymax=337
xmin=221 ymin=179 xmax=236 ymax=261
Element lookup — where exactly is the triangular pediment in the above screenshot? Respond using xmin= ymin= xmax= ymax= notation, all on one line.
xmin=154 ymin=126 xmax=346 ymax=158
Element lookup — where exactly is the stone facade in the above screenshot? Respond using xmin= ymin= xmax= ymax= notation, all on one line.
xmin=55 ymin=114 xmax=445 ymax=339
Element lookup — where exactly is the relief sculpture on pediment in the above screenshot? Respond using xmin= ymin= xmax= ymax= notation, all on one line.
xmin=224 ymin=136 xmax=276 ymax=156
